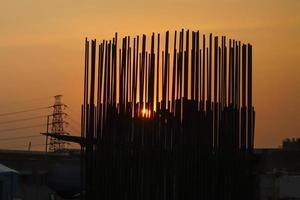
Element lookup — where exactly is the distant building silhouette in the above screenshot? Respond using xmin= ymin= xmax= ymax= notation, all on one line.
xmin=282 ymin=138 xmax=300 ymax=151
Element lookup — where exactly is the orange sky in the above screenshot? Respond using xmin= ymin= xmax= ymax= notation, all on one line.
xmin=0 ymin=0 xmax=299 ymax=149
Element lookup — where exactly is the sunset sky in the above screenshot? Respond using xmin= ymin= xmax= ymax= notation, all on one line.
xmin=0 ymin=0 xmax=299 ymax=149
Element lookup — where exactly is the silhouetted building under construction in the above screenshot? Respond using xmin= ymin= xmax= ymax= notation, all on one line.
xmin=81 ymin=29 xmax=255 ymax=200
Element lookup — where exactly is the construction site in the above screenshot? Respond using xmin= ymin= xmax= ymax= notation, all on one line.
xmin=0 ymin=30 xmax=299 ymax=200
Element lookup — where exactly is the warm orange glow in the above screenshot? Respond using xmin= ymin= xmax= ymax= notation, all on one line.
xmin=141 ymin=108 xmax=151 ymax=118
xmin=0 ymin=0 xmax=299 ymax=150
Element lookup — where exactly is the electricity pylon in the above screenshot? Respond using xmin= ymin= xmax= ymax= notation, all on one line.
xmin=48 ymin=95 xmax=69 ymax=152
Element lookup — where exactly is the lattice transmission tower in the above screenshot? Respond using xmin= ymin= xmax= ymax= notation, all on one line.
xmin=48 ymin=95 xmax=69 ymax=152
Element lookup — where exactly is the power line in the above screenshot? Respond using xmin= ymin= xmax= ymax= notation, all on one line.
xmin=0 ymin=124 xmax=47 ymax=134
xmin=65 ymin=124 xmax=79 ymax=131
xmin=63 ymin=106 xmax=82 ymax=128
xmin=65 ymin=126 xmax=80 ymax=135
xmin=0 ymin=115 xmax=47 ymax=125
xmin=67 ymin=117 xmax=81 ymax=127
xmin=0 ymin=143 xmax=45 ymax=149
xmin=0 ymin=106 xmax=50 ymax=117
xmin=67 ymin=107 xmax=81 ymax=116
xmin=0 ymin=135 xmax=42 ymax=141
xmin=2 ymin=96 xmax=53 ymax=105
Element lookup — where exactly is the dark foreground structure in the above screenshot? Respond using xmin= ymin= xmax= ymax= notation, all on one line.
xmin=81 ymin=29 xmax=255 ymax=200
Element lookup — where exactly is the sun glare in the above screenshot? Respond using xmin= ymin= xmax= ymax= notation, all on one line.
xmin=141 ymin=108 xmax=151 ymax=118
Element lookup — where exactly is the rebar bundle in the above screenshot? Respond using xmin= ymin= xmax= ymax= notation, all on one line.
xmin=81 ymin=29 xmax=255 ymax=200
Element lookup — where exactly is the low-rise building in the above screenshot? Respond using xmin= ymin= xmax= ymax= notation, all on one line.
xmin=0 ymin=164 xmax=18 ymax=200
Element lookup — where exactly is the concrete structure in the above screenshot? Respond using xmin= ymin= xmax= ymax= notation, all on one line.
xmin=256 ymin=146 xmax=300 ymax=200
xmin=0 ymin=164 xmax=18 ymax=200
xmin=81 ymin=30 xmax=255 ymax=200
xmin=282 ymin=138 xmax=300 ymax=152
xmin=0 ymin=146 xmax=299 ymax=199
xmin=260 ymin=171 xmax=300 ymax=200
